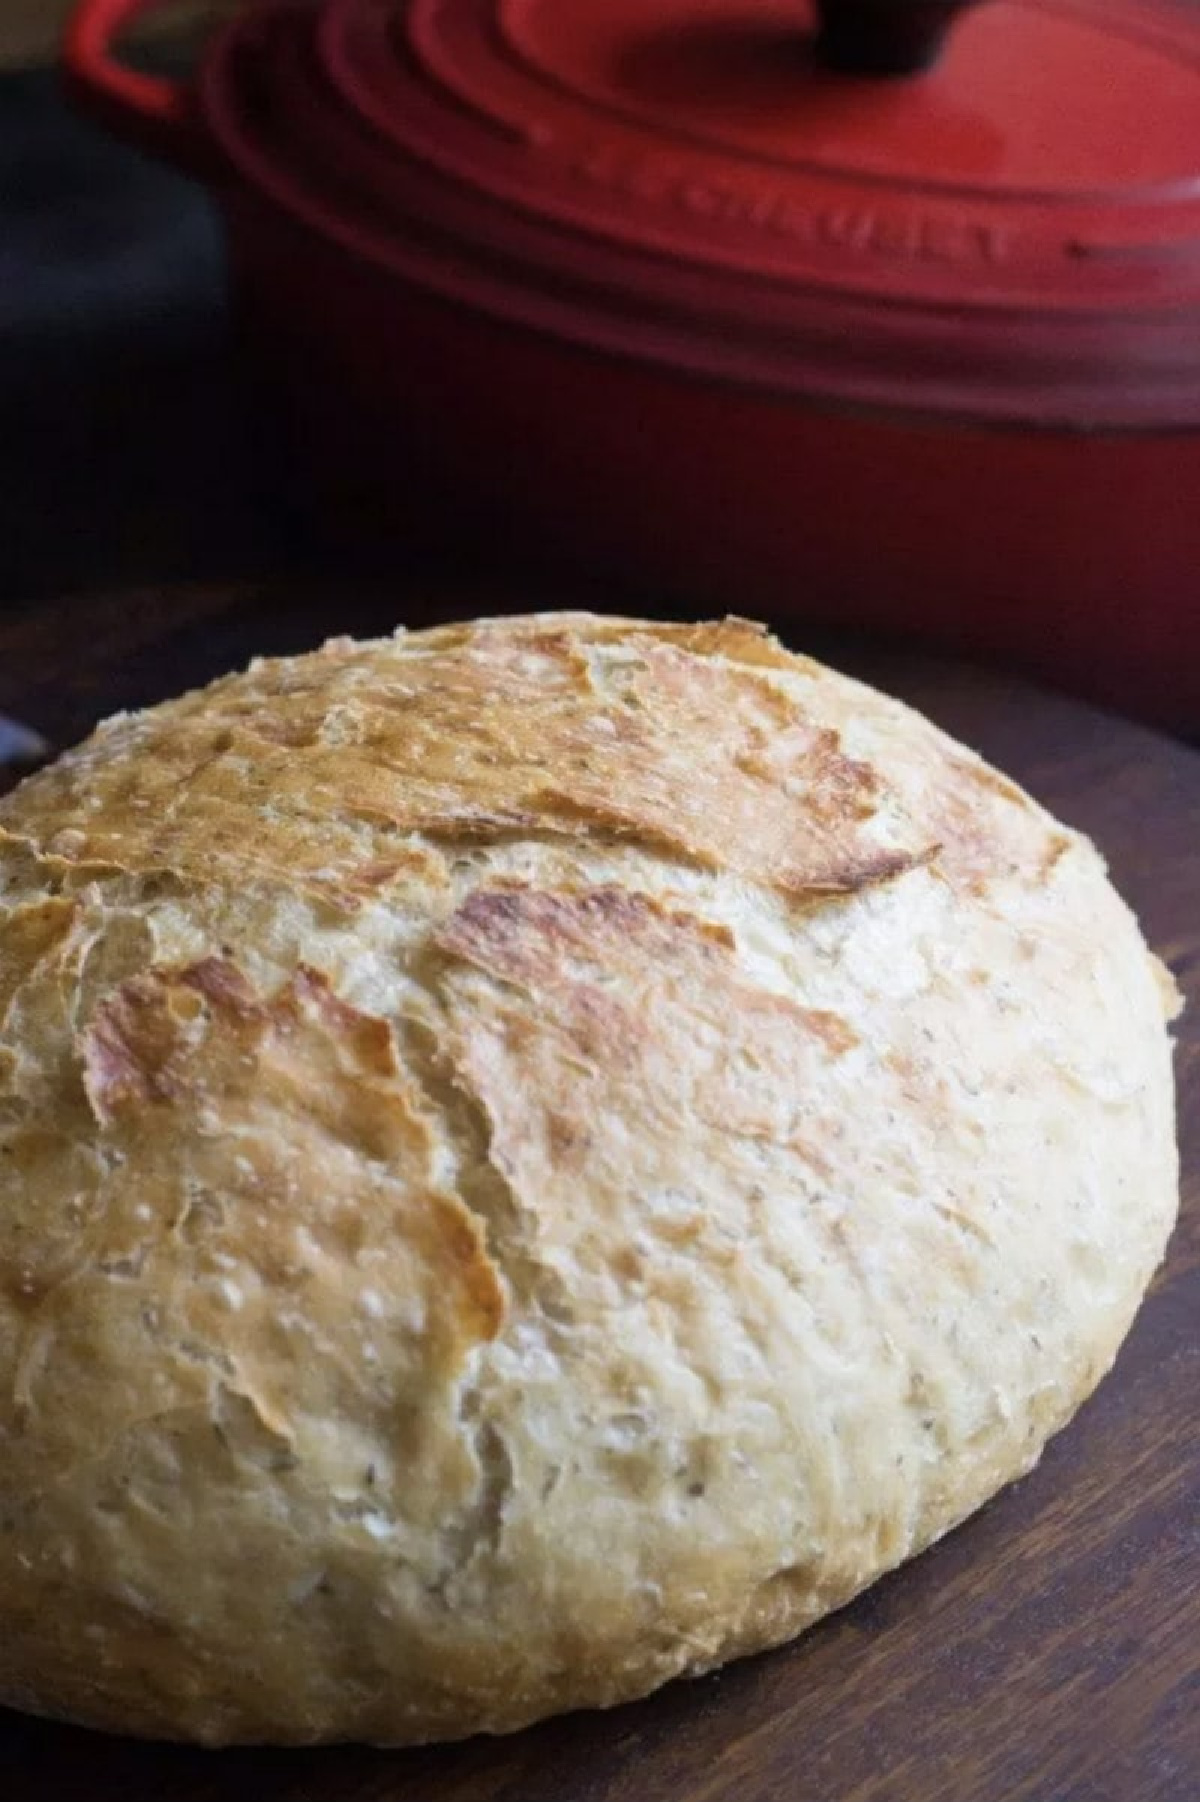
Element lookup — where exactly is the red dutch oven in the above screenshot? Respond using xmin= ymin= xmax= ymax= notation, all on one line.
xmin=64 ymin=0 xmax=1200 ymax=724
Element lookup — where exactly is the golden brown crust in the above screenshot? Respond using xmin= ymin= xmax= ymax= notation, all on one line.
xmin=0 ymin=612 xmax=1178 ymax=1746
xmin=0 ymin=619 xmax=929 ymax=907
xmin=438 ymin=884 xmax=862 ymax=1175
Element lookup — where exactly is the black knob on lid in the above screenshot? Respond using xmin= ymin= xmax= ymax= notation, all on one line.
xmin=815 ymin=0 xmax=981 ymax=75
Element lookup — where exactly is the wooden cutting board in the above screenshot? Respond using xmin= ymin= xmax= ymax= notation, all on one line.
xmin=0 ymin=585 xmax=1196 ymax=1802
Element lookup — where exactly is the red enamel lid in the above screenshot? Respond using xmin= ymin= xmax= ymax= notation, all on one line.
xmin=201 ymin=0 xmax=1200 ymax=426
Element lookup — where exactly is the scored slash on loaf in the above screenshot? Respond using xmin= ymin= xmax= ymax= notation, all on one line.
xmin=0 ymin=614 xmax=1179 ymax=1745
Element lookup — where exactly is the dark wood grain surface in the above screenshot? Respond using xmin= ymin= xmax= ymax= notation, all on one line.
xmin=0 ymin=585 xmax=1196 ymax=1802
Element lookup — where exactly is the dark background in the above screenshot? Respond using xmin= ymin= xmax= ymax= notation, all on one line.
xmin=1 ymin=63 xmax=302 ymax=609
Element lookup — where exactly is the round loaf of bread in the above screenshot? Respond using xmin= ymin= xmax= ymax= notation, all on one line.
xmin=0 ymin=614 xmax=1178 ymax=1746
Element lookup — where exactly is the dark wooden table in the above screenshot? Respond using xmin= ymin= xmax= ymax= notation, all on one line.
xmin=0 ymin=585 xmax=1197 ymax=1802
